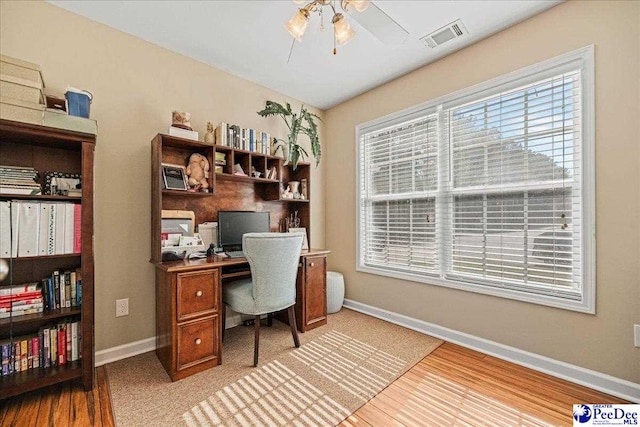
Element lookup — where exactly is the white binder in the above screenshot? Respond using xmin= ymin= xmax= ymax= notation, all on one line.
xmin=0 ymin=201 xmax=11 ymax=257
xmin=38 ymin=203 xmax=50 ymax=256
xmin=47 ymin=203 xmax=56 ymax=255
xmin=54 ymin=203 xmax=66 ymax=255
xmin=17 ymin=202 xmax=40 ymax=257
xmin=63 ymin=203 xmax=74 ymax=254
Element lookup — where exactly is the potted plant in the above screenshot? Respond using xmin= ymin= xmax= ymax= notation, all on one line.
xmin=257 ymin=100 xmax=322 ymax=170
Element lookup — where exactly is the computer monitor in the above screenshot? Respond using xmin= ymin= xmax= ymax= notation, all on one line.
xmin=218 ymin=210 xmax=270 ymax=251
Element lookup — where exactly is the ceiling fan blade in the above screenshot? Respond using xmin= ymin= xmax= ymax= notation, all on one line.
xmin=348 ymin=1 xmax=409 ymax=44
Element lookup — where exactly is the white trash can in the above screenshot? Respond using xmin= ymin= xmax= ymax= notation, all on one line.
xmin=326 ymin=271 xmax=345 ymax=314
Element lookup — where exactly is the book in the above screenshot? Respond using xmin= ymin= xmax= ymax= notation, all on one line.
xmin=59 ymin=270 xmax=66 ymax=309
xmin=53 ymin=270 xmax=60 ymax=309
xmin=70 ymin=271 xmax=77 ymax=307
xmin=73 ymin=204 xmax=82 ymax=253
xmin=168 ymin=126 xmax=198 ymax=141
xmin=66 ymin=321 xmax=71 ymax=362
xmin=13 ymin=342 xmax=20 ymax=372
xmin=27 ymin=337 xmax=33 ymax=369
xmin=43 ymin=328 xmax=50 ymax=368
xmin=1 ymin=342 xmax=10 ymax=376
xmin=64 ymin=271 xmax=71 ymax=308
xmin=20 ymin=339 xmax=28 ymax=371
xmin=50 ymin=326 xmax=57 ymax=367
xmin=71 ymin=322 xmax=79 ymax=362
xmin=215 ymin=122 xmax=228 ymax=146
xmin=57 ymin=324 xmax=66 ymax=365
xmin=0 ymin=283 xmax=39 ymax=297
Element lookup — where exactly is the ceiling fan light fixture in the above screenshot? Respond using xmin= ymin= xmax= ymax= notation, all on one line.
xmin=285 ymin=9 xmax=310 ymax=42
xmin=351 ymin=0 xmax=371 ymax=12
xmin=332 ymin=13 xmax=356 ymax=46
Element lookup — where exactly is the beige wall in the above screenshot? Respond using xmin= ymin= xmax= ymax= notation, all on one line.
xmin=0 ymin=1 xmax=326 ymax=351
xmin=325 ymin=0 xmax=640 ymax=383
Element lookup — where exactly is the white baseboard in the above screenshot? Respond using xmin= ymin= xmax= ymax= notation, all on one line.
xmin=343 ymin=299 xmax=640 ymax=403
xmin=95 ymin=337 xmax=156 ymax=367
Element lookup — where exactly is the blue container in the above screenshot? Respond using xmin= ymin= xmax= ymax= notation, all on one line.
xmin=65 ymin=90 xmax=92 ymax=118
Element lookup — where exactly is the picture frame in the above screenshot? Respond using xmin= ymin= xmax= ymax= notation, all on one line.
xmin=289 ymin=227 xmax=309 ymax=251
xmin=43 ymin=171 xmax=81 ymax=195
xmin=162 ymin=163 xmax=188 ymax=191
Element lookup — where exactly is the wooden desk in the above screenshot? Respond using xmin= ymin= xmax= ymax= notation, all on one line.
xmin=154 ymin=249 xmax=329 ymax=381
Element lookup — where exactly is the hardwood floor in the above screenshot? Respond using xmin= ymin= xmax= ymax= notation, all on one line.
xmin=0 ymin=342 xmax=627 ymax=426
xmin=340 ymin=343 xmax=627 ymax=427
xmin=0 ymin=367 xmax=114 ymax=427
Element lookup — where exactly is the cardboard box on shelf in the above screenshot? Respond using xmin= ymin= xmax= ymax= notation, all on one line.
xmin=0 ymin=74 xmax=45 ymax=104
xmin=0 ymin=55 xmax=45 ymax=90
xmin=0 ymin=96 xmax=45 ymax=125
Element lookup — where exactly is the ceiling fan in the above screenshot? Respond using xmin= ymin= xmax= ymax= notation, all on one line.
xmin=284 ymin=0 xmax=409 ymax=55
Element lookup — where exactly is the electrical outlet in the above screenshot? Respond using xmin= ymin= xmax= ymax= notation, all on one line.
xmin=635 ymin=324 xmax=640 ymax=348
xmin=116 ymin=298 xmax=129 ymax=317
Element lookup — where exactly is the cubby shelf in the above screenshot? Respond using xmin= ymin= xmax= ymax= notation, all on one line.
xmin=152 ymin=133 xmax=312 ymax=263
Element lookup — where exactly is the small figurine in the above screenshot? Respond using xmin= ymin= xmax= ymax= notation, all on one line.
xmin=204 ymin=122 xmax=215 ymax=144
xmin=186 ymin=153 xmax=210 ymax=190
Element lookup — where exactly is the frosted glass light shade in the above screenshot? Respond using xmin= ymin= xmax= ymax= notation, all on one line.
xmin=351 ymin=0 xmax=370 ymax=12
xmin=285 ymin=10 xmax=309 ymax=42
xmin=333 ymin=14 xmax=355 ymax=46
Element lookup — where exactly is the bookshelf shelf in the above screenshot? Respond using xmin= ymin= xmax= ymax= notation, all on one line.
xmin=161 ymin=189 xmax=214 ymax=198
xmin=8 ymin=253 xmax=81 ymax=262
xmin=0 ymin=194 xmax=82 ymax=201
xmin=0 ymin=119 xmax=95 ymax=399
xmin=0 ymin=307 xmax=82 ymax=328
xmin=0 ymin=361 xmax=82 ymax=399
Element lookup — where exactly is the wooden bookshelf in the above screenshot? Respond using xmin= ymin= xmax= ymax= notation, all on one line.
xmin=0 ymin=119 xmax=95 ymax=399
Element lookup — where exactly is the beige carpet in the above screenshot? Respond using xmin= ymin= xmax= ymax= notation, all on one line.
xmin=106 ymin=308 xmax=443 ymax=426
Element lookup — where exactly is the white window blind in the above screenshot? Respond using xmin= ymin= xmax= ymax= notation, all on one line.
xmin=446 ymin=71 xmax=583 ymax=300
xmin=356 ymin=46 xmax=594 ymax=312
xmin=359 ymin=114 xmax=439 ymax=276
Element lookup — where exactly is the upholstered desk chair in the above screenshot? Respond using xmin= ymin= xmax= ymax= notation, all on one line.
xmin=222 ymin=232 xmax=304 ymax=366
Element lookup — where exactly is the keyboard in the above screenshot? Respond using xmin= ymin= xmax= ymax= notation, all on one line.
xmin=225 ymin=251 xmax=245 ymax=259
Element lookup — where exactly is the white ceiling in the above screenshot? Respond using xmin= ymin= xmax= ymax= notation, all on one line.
xmin=49 ymin=0 xmax=560 ymax=110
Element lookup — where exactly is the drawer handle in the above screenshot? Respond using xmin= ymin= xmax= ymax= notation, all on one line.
xmin=196 ymin=290 xmax=203 ymax=297
xmin=310 ymin=262 xmax=315 ymax=267
xmin=195 ymin=338 xmax=202 ymax=345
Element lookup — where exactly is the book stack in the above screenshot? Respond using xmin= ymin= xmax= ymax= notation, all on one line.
xmin=0 ymin=318 xmax=81 ymax=376
xmin=0 ymin=283 xmax=43 ymax=319
xmin=214 ymin=152 xmax=226 ymax=174
xmin=0 ymin=165 xmax=41 ymax=195
xmin=214 ymin=122 xmax=272 ymax=155
xmin=42 ymin=269 xmax=82 ymax=311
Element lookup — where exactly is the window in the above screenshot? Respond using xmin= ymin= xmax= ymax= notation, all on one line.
xmin=357 ymin=46 xmax=595 ymax=313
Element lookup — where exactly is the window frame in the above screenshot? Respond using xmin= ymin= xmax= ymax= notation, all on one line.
xmin=356 ymin=45 xmax=595 ymax=313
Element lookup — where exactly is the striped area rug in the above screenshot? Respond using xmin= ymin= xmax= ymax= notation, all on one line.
xmin=107 ymin=308 xmax=442 ymax=426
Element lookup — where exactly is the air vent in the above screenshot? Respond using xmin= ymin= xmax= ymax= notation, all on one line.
xmin=421 ymin=19 xmax=468 ymax=48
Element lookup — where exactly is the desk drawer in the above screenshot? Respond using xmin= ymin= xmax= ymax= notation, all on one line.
xmin=177 ymin=269 xmax=219 ymax=321
xmin=177 ymin=316 xmax=219 ymax=370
